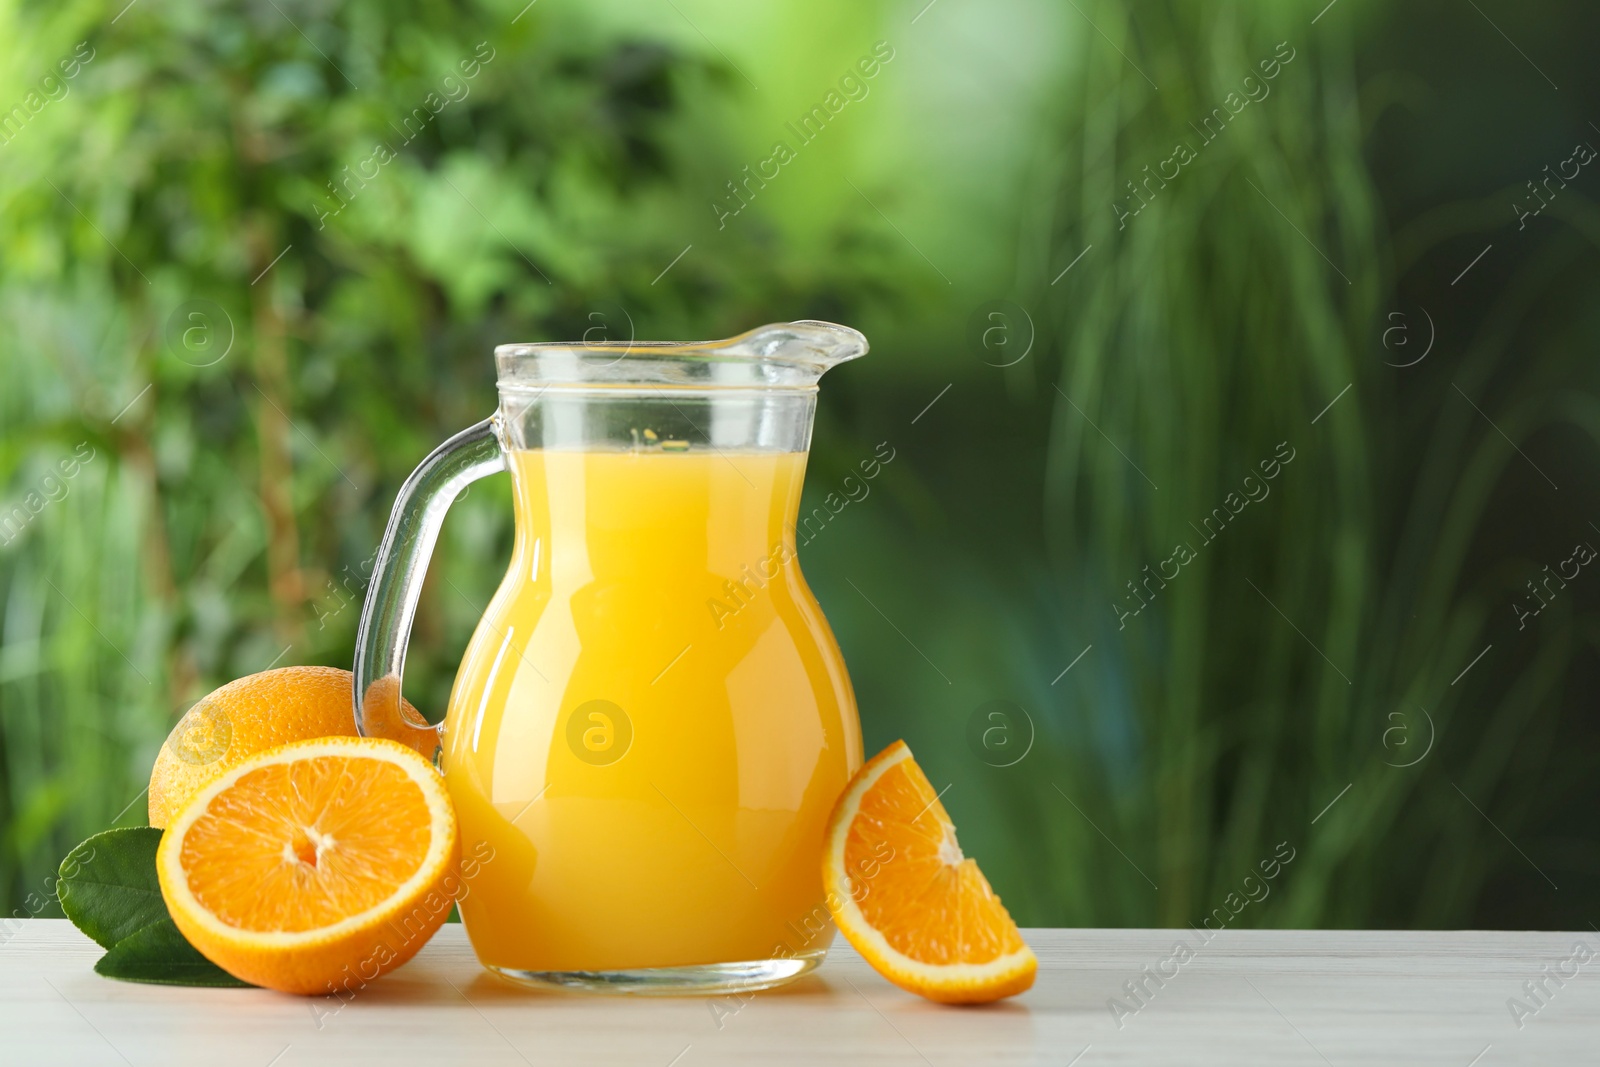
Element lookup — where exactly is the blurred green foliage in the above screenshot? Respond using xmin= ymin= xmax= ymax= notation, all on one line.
xmin=2 ymin=0 xmax=1597 ymax=931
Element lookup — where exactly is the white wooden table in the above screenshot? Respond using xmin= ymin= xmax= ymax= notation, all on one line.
xmin=2 ymin=920 xmax=1593 ymax=1064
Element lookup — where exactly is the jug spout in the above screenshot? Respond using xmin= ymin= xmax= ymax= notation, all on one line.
xmin=715 ymin=320 xmax=869 ymax=375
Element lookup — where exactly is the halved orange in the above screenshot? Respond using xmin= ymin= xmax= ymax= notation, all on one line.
xmin=156 ymin=736 xmax=460 ymax=995
xmin=823 ymin=740 xmax=1036 ymax=1003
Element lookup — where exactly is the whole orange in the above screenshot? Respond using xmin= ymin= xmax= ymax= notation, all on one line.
xmin=147 ymin=666 xmax=435 ymax=828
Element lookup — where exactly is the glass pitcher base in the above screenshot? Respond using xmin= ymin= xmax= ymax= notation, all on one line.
xmin=485 ymin=947 xmax=827 ymax=996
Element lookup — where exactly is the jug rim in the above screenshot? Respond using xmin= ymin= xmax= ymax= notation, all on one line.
xmin=493 ymin=320 xmax=867 ymax=393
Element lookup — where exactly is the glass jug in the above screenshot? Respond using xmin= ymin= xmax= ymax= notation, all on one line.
xmin=352 ymin=320 xmax=868 ymax=994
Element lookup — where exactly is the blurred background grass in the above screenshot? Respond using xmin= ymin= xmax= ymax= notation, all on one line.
xmin=3 ymin=0 xmax=1598 ymax=929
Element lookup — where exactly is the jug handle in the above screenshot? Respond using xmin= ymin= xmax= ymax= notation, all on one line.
xmin=353 ymin=416 xmax=507 ymax=763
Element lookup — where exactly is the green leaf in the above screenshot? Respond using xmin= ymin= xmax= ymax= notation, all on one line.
xmin=57 ymin=829 xmax=255 ymax=987
xmin=58 ymin=828 xmax=168 ymax=950
xmin=94 ymin=919 xmax=254 ymax=988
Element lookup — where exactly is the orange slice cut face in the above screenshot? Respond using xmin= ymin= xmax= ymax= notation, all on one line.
xmin=157 ymin=736 xmax=460 ymax=995
xmin=823 ymin=740 xmax=1036 ymax=1003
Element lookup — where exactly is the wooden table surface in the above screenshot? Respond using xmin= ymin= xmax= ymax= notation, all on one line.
xmin=2 ymin=920 xmax=1593 ymax=1064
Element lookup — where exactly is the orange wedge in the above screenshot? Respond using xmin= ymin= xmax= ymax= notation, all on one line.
xmin=822 ymin=740 xmax=1036 ymax=1003
xmin=156 ymin=736 xmax=460 ymax=995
